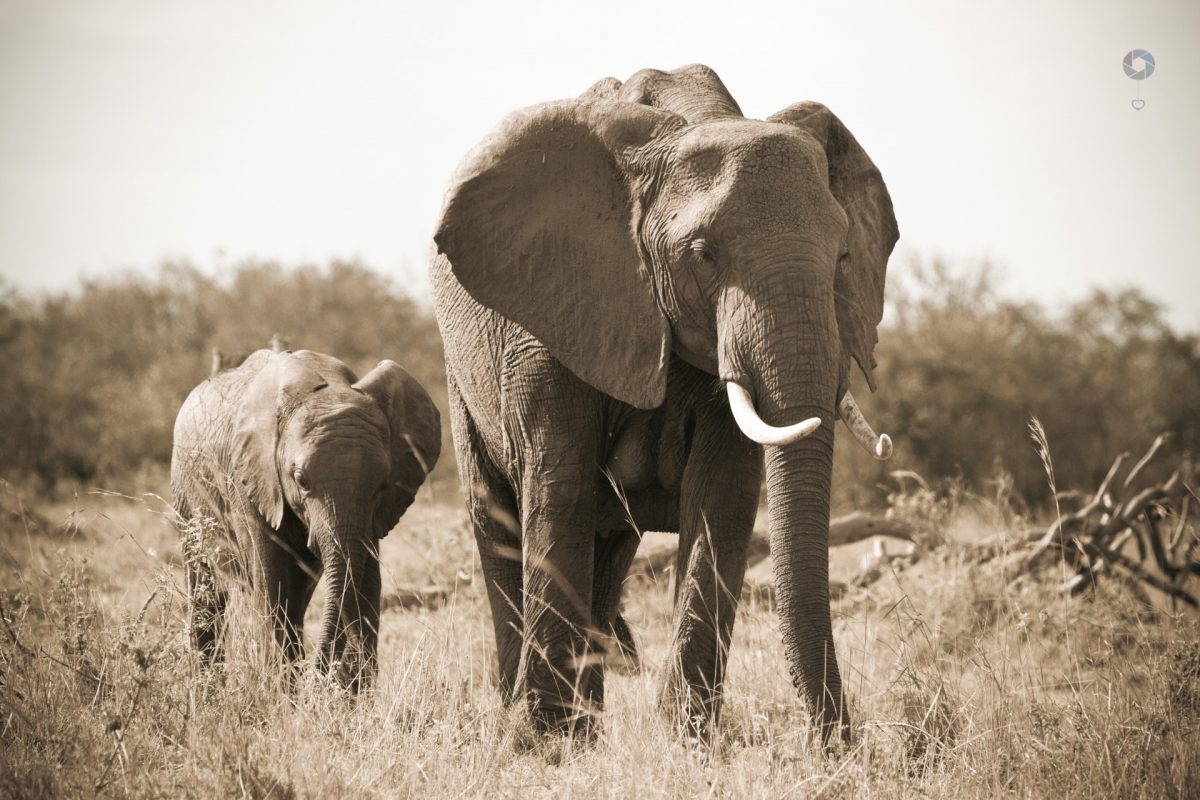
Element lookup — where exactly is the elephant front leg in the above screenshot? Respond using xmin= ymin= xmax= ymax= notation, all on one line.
xmin=258 ymin=527 xmax=319 ymax=667
xmin=516 ymin=531 xmax=601 ymax=733
xmin=185 ymin=561 xmax=228 ymax=666
xmin=658 ymin=409 xmax=762 ymax=735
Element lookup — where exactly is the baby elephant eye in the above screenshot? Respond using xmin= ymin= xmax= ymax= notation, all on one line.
xmin=293 ymin=469 xmax=310 ymax=492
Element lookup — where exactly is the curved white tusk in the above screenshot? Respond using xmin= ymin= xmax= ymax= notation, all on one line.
xmin=838 ymin=390 xmax=893 ymax=460
xmin=726 ymin=382 xmax=822 ymax=446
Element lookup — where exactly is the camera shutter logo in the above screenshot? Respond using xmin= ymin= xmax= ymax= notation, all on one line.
xmin=1123 ymin=49 xmax=1155 ymax=110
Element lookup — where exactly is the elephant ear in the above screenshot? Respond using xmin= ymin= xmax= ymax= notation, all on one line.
xmin=434 ymin=99 xmax=685 ymax=410
xmin=354 ymin=360 xmax=442 ymax=538
xmin=768 ymin=102 xmax=899 ymax=393
xmin=233 ymin=351 xmax=328 ymax=529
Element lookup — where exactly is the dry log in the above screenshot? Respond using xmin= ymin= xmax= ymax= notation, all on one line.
xmin=827 ymin=511 xmax=916 ymax=547
xmin=739 ymin=536 xmax=918 ymax=608
xmin=628 ymin=513 xmax=915 ymax=583
xmin=381 ymin=571 xmax=472 ymax=611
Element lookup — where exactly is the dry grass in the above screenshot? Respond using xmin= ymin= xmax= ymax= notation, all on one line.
xmin=1 ymin=476 xmax=1198 ymax=799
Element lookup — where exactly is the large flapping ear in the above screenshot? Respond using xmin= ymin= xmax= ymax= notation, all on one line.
xmin=353 ymin=360 xmax=442 ymax=537
xmin=768 ymin=102 xmax=900 ymax=393
xmin=434 ymin=99 xmax=685 ymax=410
xmin=617 ymin=64 xmax=743 ymax=122
xmin=232 ymin=351 xmax=328 ymax=528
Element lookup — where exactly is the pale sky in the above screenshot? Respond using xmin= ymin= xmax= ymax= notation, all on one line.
xmin=1 ymin=1 xmax=1197 ymax=329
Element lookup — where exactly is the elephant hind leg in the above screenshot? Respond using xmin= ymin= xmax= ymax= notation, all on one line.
xmin=609 ymin=613 xmax=639 ymax=670
xmin=593 ymin=529 xmax=641 ymax=673
xmin=448 ymin=375 xmax=524 ymax=704
xmin=658 ymin=405 xmax=761 ymax=736
xmin=262 ymin=543 xmax=316 ymax=667
xmin=468 ymin=471 xmax=523 ymax=703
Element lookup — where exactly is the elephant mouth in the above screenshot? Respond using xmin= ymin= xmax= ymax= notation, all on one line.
xmin=726 ymin=380 xmax=892 ymax=459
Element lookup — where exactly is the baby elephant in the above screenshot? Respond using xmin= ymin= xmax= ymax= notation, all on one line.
xmin=171 ymin=349 xmax=440 ymax=689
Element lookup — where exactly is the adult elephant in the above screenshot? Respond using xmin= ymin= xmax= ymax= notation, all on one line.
xmin=171 ymin=349 xmax=440 ymax=690
xmin=431 ymin=64 xmax=898 ymax=743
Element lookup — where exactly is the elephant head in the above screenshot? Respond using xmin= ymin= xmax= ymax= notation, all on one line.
xmin=434 ymin=65 xmax=898 ymax=741
xmin=232 ymin=350 xmax=441 ymax=689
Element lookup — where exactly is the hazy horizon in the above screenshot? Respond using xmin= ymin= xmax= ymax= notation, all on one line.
xmin=2 ymin=1 xmax=1197 ymax=329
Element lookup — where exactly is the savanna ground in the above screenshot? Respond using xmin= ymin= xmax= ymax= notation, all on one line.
xmin=3 ymin=465 xmax=1198 ymax=799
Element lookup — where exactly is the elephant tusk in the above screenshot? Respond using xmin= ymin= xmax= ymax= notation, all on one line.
xmin=726 ymin=382 xmax=822 ymax=446
xmin=838 ymin=390 xmax=893 ymax=460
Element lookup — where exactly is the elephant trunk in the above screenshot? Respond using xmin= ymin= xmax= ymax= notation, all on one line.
xmin=764 ymin=426 xmax=847 ymax=744
xmin=720 ymin=276 xmax=849 ymax=745
xmin=315 ymin=525 xmax=381 ymax=693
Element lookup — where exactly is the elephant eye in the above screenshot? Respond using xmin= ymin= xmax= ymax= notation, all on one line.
xmin=690 ymin=238 xmax=717 ymax=266
xmin=293 ymin=468 xmax=310 ymax=492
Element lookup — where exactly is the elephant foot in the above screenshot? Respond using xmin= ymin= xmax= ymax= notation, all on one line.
xmin=517 ymin=659 xmax=604 ymax=740
xmin=657 ymin=673 xmax=722 ymax=743
xmin=511 ymin=685 xmax=602 ymax=742
xmin=529 ymin=704 xmax=601 ymax=741
xmin=508 ymin=709 xmax=600 ymax=758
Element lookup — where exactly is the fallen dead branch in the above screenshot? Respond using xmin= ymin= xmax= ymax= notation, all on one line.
xmin=975 ymin=435 xmax=1199 ymax=606
xmin=621 ymin=436 xmax=1198 ymax=609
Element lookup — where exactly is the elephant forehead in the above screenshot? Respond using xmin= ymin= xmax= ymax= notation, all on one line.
xmin=663 ymin=127 xmax=835 ymax=229
xmin=674 ymin=120 xmax=827 ymax=180
xmin=292 ymin=398 xmax=388 ymax=440
xmin=288 ymin=406 xmax=390 ymax=476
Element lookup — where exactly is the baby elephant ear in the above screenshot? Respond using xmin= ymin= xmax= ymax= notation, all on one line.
xmin=354 ymin=361 xmax=442 ymax=537
xmin=769 ymin=102 xmax=899 ymax=393
xmin=233 ymin=351 xmax=327 ymax=529
xmin=434 ymin=98 xmax=684 ymax=410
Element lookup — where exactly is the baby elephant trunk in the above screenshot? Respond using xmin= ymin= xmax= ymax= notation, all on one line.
xmin=315 ymin=531 xmax=381 ymax=693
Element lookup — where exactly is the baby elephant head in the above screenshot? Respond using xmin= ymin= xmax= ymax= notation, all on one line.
xmin=232 ymin=350 xmax=441 ymax=690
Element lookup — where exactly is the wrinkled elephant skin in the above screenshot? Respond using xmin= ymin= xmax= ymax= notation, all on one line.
xmin=431 ymin=64 xmax=899 ymax=743
xmin=170 ymin=349 xmax=440 ymax=690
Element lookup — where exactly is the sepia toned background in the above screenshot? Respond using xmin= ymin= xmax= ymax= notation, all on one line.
xmin=1 ymin=2 xmax=1198 ymax=797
